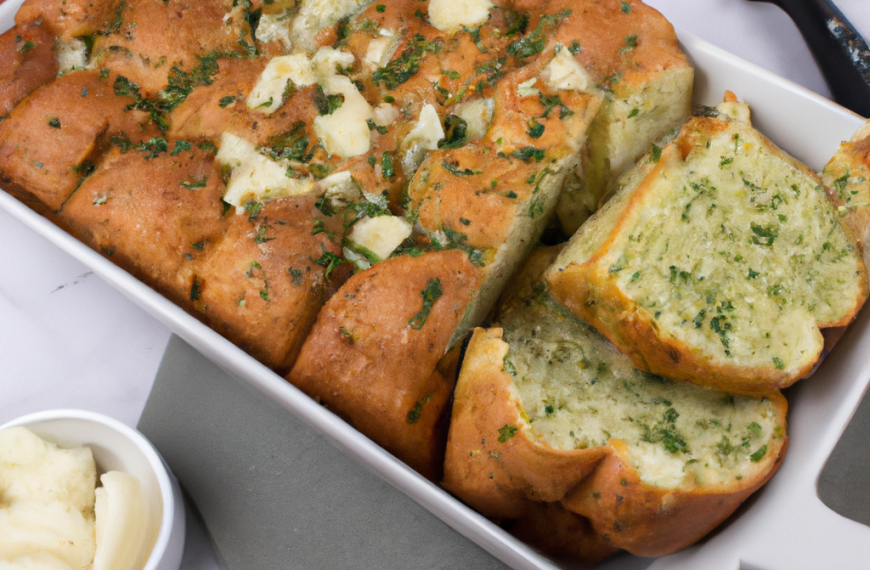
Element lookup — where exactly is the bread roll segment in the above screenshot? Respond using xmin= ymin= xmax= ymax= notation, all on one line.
xmin=821 ymin=119 xmax=870 ymax=271
xmin=547 ymin=96 xmax=869 ymax=394
xmin=445 ymin=248 xmax=789 ymax=560
xmin=288 ymin=249 xmax=481 ymax=480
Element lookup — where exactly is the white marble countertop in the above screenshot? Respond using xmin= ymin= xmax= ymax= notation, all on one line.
xmin=1 ymin=1 xmax=868 ymax=567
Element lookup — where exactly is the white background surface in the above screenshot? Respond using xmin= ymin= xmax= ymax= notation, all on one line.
xmin=1 ymin=1 xmax=868 ymax=567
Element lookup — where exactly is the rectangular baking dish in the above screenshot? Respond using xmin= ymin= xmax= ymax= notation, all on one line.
xmin=2 ymin=0 xmax=869 ymax=566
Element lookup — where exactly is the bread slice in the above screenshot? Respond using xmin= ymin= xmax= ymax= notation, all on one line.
xmin=443 ymin=247 xmax=789 ymax=558
xmin=548 ymin=0 xmax=694 ymax=235
xmin=547 ymin=95 xmax=868 ymax=394
xmin=820 ymin=119 xmax=870 ymax=271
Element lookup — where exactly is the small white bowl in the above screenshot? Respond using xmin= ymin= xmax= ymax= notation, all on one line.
xmin=0 ymin=409 xmax=185 ymax=570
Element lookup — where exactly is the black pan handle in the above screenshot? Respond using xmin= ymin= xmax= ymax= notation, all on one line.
xmin=748 ymin=0 xmax=870 ymax=117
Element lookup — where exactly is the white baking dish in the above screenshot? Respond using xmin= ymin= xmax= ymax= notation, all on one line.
xmin=2 ymin=1 xmax=868 ymax=567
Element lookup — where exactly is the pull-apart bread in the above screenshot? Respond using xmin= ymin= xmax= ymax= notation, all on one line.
xmin=0 ymin=0 xmax=692 ymax=478
xmin=444 ymin=247 xmax=788 ymax=561
xmin=547 ymin=96 xmax=869 ymax=395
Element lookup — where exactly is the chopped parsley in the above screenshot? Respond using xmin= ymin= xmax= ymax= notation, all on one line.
xmin=498 ymin=424 xmax=518 ymax=443
xmin=526 ymin=118 xmax=545 ymax=139
xmin=371 ymin=34 xmax=442 ymax=90
xmin=438 ymin=115 xmax=469 ymax=149
xmin=750 ymin=445 xmax=768 ymax=463
xmin=260 ymin=122 xmax=312 ymax=162
xmin=408 ymin=277 xmax=442 ymax=330
xmin=538 ymin=93 xmax=574 ymax=120
xmin=313 ymin=84 xmax=344 ymax=115
xmin=506 ymin=10 xmax=572 ymax=63
xmin=509 ymin=147 xmax=545 ymax=162
xmin=406 ymin=395 xmax=431 ymax=424
xmin=442 ymin=160 xmax=481 ymax=177
xmin=314 ymin=245 xmax=348 ymax=279
xmin=179 ymin=176 xmax=208 ymax=189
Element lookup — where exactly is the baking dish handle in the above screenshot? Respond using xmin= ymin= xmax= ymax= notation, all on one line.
xmin=749 ymin=0 xmax=870 ymax=118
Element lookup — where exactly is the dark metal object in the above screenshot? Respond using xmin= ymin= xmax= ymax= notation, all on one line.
xmin=748 ymin=0 xmax=870 ymax=117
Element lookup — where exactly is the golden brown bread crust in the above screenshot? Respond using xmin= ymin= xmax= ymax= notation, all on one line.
xmin=548 ymin=0 xmax=688 ymax=95
xmin=59 ymin=146 xmax=226 ymax=306
xmin=0 ymin=22 xmax=58 ymax=118
xmin=0 ymin=70 xmax=157 ymax=212
xmin=444 ymin=327 xmax=789 ymax=557
xmin=192 ymin=194 xmax=345 ymax=374
xmin=15 ymin=0 xmax=124 ymax=41
xmin=821 ymin=120 xmax=870 ymax=272
xmin=508 ymin=502 xmax=619 ymax=568
xmin=288 ymin=250 xmax=481 ymax=480
xmin=90 ymin=0 xmax=251 ymax=95
xmin=560 ymin=434 xmax=788 ymax=557
xmin=547 ymin=111 xmax=869 ymax=395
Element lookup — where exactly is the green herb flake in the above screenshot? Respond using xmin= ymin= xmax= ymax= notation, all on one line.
xmin=621 ymin=1 xmax=631 ymax=13
xmin=48 ymin=118 xmax=61 ymax=129
xmin=314 ymin=245 xmax=347 ymax=279
xmin=539 ymin=93 xmax=574 ymax=120
xmin=498 ymin=424 xmax=518 ymax=443
xmin=17 ymin=40 xmax=35 ymax=54
xmin=510 ymin=147 xmax=545 ymax=162
xmin=442 ymin=160 xmax=482 ymax=177
xmin=170 ymin=140 xmax=192 ymax=156
xmin=506 ymin=10 xmax=571 ymax=63
xmin=219 ymin=95 xmax=236 ymax=108
xmin=438 ymin=115 xmax=469 ymax=149
xmin=406 ymin=395 xmax=431 ymax=424
xmin=526 ymin=118 xmax=545 ymax=139
xmin=568 ymin=40 xmax=582 ymax=54
xmin=372 ymin=33 xmax=442 ymax=90
xmin=376 ymin=4 xmax=386 ymax=12
xmin=750 ymin=222 xmax=778 ymax=246
xmin=189 ymin=277 xmax=202 ymax=301
xmin=772 ymin=357 xmax=785 ymax=370
xmin=408 ymin=277 xmax=442 ymax=330
xmin=179 ymin=176 xmax=208 ymax=189
xmin=288 ymin=267 xmax=304 ymax=286
xmin=381 ymin=152 xmax=395 ymax=178
xmin=750 ymin=445 xmax=767 ymax=463
xmin=313 ymin=84 xmax=344 ymax=115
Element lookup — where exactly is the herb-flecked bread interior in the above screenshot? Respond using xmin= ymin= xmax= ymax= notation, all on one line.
xmin=548 ymin=96 xmax=868 ymax=394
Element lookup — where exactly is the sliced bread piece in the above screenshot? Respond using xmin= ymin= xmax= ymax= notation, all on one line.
xmin=547 ymin=95 xmax=868 ymax=394
xmin=549 ymin=0 xmax=694 ymax=234
xmin=443 ymin=247 xmax=789 ymax=558
xmin=820 ymin=119 xmax=870 ymax=271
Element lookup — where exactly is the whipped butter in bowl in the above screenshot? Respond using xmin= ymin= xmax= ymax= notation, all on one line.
xmin=0 ymin=410 xmax=185 ymax=570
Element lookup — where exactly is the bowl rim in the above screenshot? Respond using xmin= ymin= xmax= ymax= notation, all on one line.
xmin=0 ymin=408 xmax=179 ymax=570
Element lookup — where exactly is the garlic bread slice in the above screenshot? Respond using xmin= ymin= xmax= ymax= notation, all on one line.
xmin=548 ymin=96 xmax=869 ymax=394
xmin=444 ymin=247 xmax=789 ymax=558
